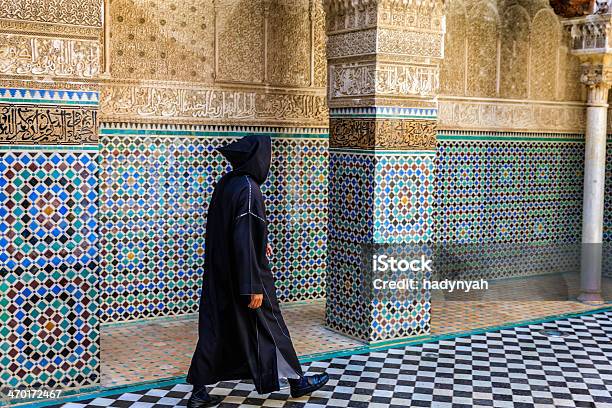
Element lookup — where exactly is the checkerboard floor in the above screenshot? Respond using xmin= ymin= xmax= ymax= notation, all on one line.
xmin=62 ymin=310 xmax=612 ymax=408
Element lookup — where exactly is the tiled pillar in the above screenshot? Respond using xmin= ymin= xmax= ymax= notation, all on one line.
xmin=324 ymin=0 xmax=445 ymax=342
xmin=0 ymin=0 xmax=103 ymax=393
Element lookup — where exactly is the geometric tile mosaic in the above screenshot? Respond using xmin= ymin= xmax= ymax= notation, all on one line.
xmin=374 ymin=154 xmax=435 ymax=243
xmin=434 ymin=139 xmax=585 ymax=281
xmin=98 ymin=129 xmax=328 ymax=323
xmin=326 ymin=150 xmax=433 ymax=343
xmin=0 ymin=149 xmax=99 ymax=388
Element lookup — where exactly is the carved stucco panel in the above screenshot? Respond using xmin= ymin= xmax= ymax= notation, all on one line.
xmin=267 ymin=0 xmax=311 ymax=87
xmin=0 ymin=34 xmax=100 ymax=78
xmin=313 ymin=0 xmax=327 ymax=88
xmin=0 ymin=0 xmax=103 ymax=27
xmin=377 ymin=28 xmax=443 ymax=59
xmin=0 ymin=104 xmax=98 ymax=144
xmin=215 ymin=0 xmax=265 ymax=83
xmin=438 ymin=99 xmax=586 ymax=132
xmin=100 ymin=84 xmax=328 ymax=124
xmin=109 ymin=0 xmax=214 ymax=83
xmin=327 ymin=29 xmax=377 ymax=59
xmin=440 ymin=0 xmax=467 ymax=96
xmin=530 ymin=9 xmax=560 ymax=101
xmin=466 ymin=2 xmax=499 ymax=97
xmin=499 ymin=5 xmax=530 ymax=99
xmin=329 ymin=117 xmax=437 ymax=150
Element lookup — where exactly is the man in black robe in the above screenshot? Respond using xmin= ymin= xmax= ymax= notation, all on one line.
xmin=186 ymin=135 xmax=329 ymax=407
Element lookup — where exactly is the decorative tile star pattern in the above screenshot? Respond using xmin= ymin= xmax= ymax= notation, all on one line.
xmin=326 ymin=151 xmax=434 ymax=342
xmin=0 ymin=149 xmax=100 ymax=389
xmin=98 ymin=128 xmax=328 ymax=322
xmin=434 ymin=138 xmax=585 ymax=281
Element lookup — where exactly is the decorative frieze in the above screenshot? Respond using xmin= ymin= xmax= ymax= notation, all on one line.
xmin=0 ymin=104 xmax=98 ymax=144
xmin=326 ymin=29 xmax=377 ymax=60
xmin=0 ymin=34 xmax=100 ymax=78
xmin=100 ymin=84 xmax=328 ymax=125
xmin=438 ymin=99 xmax=587 ymax=133
xmin=330 ymin=63 xmax=439 ymax=98
xmin=330 ymin=117 xmax=436 ymax=150
xmin=324 ymin=0 xmax=445 ymax=33
xmin=0 ymin=0 xmax=103 ymax=27
xmin=0 ymin=18 xmax=101 ymax=38
xmin=377 ymin=28 xmax=443 ymax=59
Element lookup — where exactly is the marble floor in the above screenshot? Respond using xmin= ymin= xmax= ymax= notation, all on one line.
xmin=72 ymin=309 xmax=612 ymax=408
xmin=100 ymin=273 xmax=612 ymax=388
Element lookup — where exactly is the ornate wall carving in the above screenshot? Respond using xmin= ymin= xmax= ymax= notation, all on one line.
xmin=439 ymin=0 xmax=587 ymax=132
xmin=100 ymin=84 xmax=327 ymax=125
xmin=109 ymin=0 xmax=214 ymax=83
xmin=104 ymin=0 xmax=327 ymax=126
xmin=377 ymin=28 xmax=444 ymax=59
xmin=466 ymin=2 xmax=499 ymax=98
xmin=267 ymin=0 xmax=311 ymax=87
xmin=499 ymin=6 xmax=530 ymax=99
xmin=0 ymin=34 xmax=100 ymax=79
xmin=330 ymin=63 xmax=439 ymax=99
xmin=440 ymin=0 xmax=466 ymax=96
xmin=0 ymin=0 xmax=103 ymax=27
xmin=216 ymin=0 xmax=265 ymax=83
xmin=0 ymin=104 xmax=98 ymax=144
xmin=329 ymin=118 xmax=437 ymax=150
xmin=530 ymin=9 xmax=560 ymax=101
xmin=438 ymin=99 xmax=586 ymax=132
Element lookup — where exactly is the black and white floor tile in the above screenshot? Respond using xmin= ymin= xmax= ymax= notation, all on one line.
xmin=60 ymin=311 xmax=612 ymax=408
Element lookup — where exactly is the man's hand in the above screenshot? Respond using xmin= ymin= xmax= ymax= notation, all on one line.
xmin=266 ymin=244 xmax=273 ymax=258
xmin=248 ymin=294 xmax=263 ymax=309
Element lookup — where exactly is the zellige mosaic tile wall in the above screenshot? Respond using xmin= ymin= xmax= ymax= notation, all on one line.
xmin=0 ymin=89 xmax=100 ymax=389
xmin=98 ymin=125 xmax=328 ymax=323
xmin=434 ymin=132 xmax=585 ymax=282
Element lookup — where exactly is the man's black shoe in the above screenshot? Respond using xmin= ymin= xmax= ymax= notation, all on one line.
xmin=187 ymin=387 xmax=223 ymax=408
xmin=288 ymin=372 xmax=330 ymax=398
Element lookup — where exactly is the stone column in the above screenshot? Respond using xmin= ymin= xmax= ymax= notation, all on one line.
xmin=324 ymin=0 xmax=445 ymax=342
xmin=579 ymin=62 xmax=609 ymax=303
xmin=565 ymin=15 xmax=612 ymax=304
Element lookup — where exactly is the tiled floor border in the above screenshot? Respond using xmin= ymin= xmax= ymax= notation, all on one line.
xmin=9 ymin=305 xmax=612 ymax=408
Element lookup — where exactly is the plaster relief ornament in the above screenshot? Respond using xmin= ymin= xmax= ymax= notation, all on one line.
xmin=550 ymin=0 xmax=593 ymax=17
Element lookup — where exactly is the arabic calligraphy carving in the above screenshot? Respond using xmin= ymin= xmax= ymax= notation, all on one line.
xmin=100 ymin=85 xmax=328 ymax=123
xmin=0 ymin=104 xmax=98 ymax=144
xmin=0 ymin=34 xmax=100 ymax=78
xmin=330 ymin=118 xmax=437 ymax=150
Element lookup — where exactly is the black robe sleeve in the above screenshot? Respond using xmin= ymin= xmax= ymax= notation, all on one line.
xmin=232 ymin=177 xmax=268 ymax=295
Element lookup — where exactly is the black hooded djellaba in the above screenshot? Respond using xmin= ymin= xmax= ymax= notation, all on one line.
xmin=187 ymin=135 xmax=303 ymax=394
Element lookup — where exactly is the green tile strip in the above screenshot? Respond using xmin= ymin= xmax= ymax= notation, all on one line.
xmin=12 ymin=305 xmax=611 ymax=408
xmin=437 ymin=134 xmax=585 ymax=143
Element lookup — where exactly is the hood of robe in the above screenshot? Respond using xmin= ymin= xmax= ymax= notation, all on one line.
xmin=217 ymin=134 xmax=272 ymax=184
